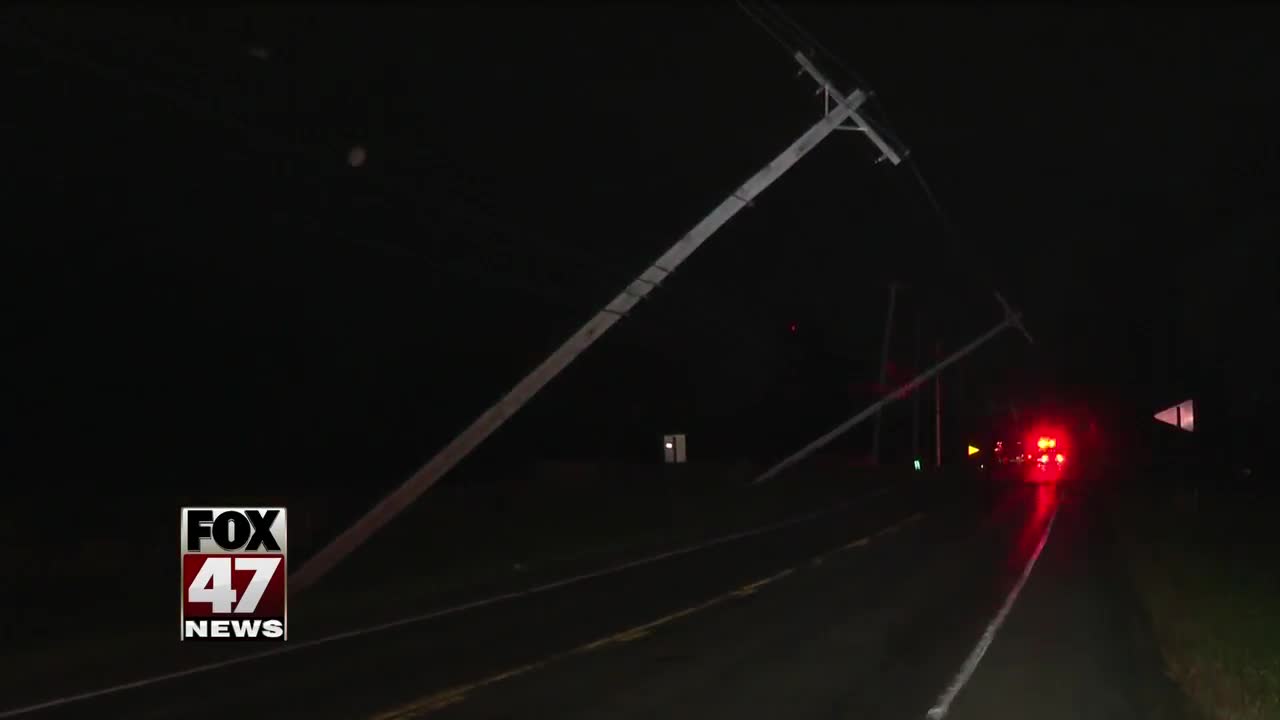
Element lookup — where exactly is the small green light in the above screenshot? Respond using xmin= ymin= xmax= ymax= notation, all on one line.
xmin=913 ymin=459 xmax=922 ymax=471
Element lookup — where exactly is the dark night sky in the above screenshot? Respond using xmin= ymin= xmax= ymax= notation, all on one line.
xmin=5 ymin=5 xmax=1278 ymax=501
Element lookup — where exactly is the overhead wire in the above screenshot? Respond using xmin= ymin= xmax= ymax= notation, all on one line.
xmin=753 ymin=0 xmax=876 ymax=93
xmin=737 ymin=0 xmax=1024 ymax=330
xmin=733 ymin=0 xmax=800 ymax=62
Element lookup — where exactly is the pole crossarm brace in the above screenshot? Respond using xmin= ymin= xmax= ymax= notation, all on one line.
xmin=753 ymin=311 xmax=1022 ymax=485
xmin=795 ymin=52 xmax=902 ymax=166
xmin=289 ymin=57 xmax=899 ymax=592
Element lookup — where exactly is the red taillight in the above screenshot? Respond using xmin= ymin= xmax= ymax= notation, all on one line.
xmin=1055 ymin=453 xmax=1065 ymax=464
xmin=1039 ymin=454 xmax=1050 ymax=463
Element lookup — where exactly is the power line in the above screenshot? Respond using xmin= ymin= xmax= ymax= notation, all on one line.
xmin=733 ymin=0 xmax=799 ymax=61
xmin=756 ymin=0 xmax=876 ymax=94
xmin=734 ymin=1 xmax=1023 ymax=326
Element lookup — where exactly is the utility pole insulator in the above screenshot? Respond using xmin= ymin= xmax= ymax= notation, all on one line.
xmin=794 ymin=52 xmax=903 ymax=166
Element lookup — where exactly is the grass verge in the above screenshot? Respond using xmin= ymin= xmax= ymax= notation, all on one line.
xmin=1114 ymin=484 xmax=1280 ymax=720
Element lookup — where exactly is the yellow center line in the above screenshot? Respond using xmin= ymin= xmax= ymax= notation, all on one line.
xmin=366 ymin=513 xmax=924 ymax=720
xmin=368 ymin=662 xmax=545 ymax=720
xmin=732 ymin=567 xmax=795 ymax=596
xmin=874 ymin=511 xmax=925 ymax=538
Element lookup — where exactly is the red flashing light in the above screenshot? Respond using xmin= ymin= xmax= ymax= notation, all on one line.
xmin=789 ymin=323 xmax=797 ymax=334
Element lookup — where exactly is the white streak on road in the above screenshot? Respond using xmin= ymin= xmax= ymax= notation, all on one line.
xmin=926 ymin=505 xmax=1058 ymax=720
xmin=0 ymin=487 xmax=890 ymax=718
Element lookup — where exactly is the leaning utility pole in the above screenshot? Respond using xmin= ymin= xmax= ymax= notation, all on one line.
xmin=871 ymin=282 xmax=899 ymax=464
xmin=754 ymin=307 xmax=1022 ymax=485
xmin=291 ymin=51 xmax=903 ymax=591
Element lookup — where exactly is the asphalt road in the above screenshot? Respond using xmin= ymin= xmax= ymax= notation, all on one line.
xmin=3 ymin=479 xmax=1187 ymax=720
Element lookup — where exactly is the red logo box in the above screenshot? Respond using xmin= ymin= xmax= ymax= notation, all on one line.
xmin=180 ymin=507 xmax=287 ymax=641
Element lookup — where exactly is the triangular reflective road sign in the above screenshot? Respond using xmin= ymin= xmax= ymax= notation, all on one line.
xmin=1154 ymin=399 xmax=1194 ymax=432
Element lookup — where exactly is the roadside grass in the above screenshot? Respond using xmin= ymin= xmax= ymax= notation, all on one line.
xmin=1115 ymin=485 xmax=1280 ymax=720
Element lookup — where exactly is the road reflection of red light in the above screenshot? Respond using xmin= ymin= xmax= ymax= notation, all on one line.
xmin=1009 ymin=484 xmax=1058 ymax=569
xmin=1034 ymin=484 xmax=1056 ymax=519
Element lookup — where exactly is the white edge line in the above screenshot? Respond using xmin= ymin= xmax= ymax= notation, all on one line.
xmin=925 ymin=506 xmax=1058 ymax=720
xmin=0 ymin=485 xmax=892 ymax=719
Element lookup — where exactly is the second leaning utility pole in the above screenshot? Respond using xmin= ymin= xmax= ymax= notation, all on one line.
xmin=754 ymin=309 xmax=1023 ymax=485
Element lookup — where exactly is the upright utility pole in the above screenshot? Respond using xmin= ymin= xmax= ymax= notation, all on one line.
xmin=911 ymin=307 xmax=921 ymax=463
xmin=291 ymin=51 xmax=904 ymax=592
xmin=934 ymin=339 xmax=943 ymax=468
xmin=871 ymin=282 xmax=898 ymax=464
